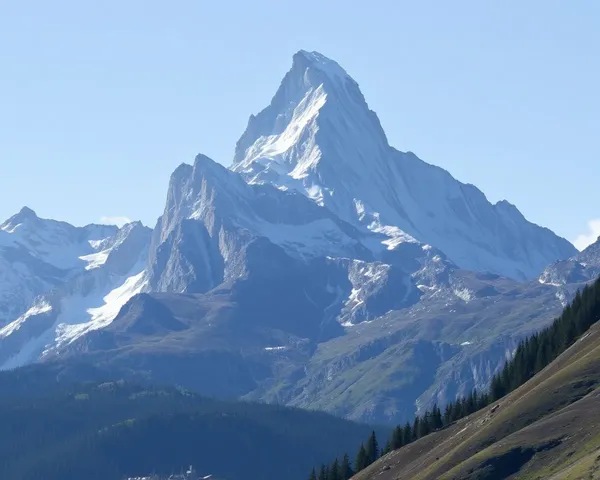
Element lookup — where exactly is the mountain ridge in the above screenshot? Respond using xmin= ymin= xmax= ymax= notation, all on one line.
xmin=232 ymin=50 xmax=576 ymax=281
xmin=0 ymin=50 xmax=589 ymax=427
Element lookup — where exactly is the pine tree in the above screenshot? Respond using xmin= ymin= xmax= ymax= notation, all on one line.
xmin=390 ymin=425 xmax=404 ymax=450
xmin=402 ymin=422 xmax=412 ymax=445
xmin=340 ymin=454 xmax=354 ymax=480
xmin=417 ymin=412 xmax=430 ymax=438
xmin=309 ymin=468 xmax=318 ymax=480
xmin=365 ymin=431 xmax=379 ymax=465
xmin=412 ymin=416 xmax=420 ymax=440
xmin=431 ymin=404 xmax=443 ymax=430
xmin=381 ymin=439 xmax=391 ymax=456
xmin=318 ymin=464 xmax=329 ymax=480
xmin=329 ymin=458 xmax=341 ymax=480
xmin=443 ymin=403 xmax=452 ymax=425
xmin=355 ymin=444 xmax=368 ymax=473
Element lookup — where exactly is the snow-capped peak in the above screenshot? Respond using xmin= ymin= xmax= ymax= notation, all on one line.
xmin=292 ymin=50 xmax=353 ymax=85
xmin=232 ymin=50 xmax=389 ymax=213
xmin=231 ymin=50 xmax=576 ymax=280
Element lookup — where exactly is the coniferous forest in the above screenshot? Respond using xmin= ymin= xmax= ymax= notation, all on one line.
xmin=0 ymin=379 xmax=385 ymax=480
xmin=311 ymin=277 xmax=600 ymax=479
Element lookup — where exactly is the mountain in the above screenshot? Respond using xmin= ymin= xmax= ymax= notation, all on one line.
xmin=0 ymin=207 xmax=118 ymax=326
xmin=147 ymin=154 xmax=373 ymax=296
xmin=232 ymin=50 xmax=576 ymax=281
xmin=540 ymin=235 xmax=600 ymax=286
xmin=0 ymin=379 xmax=386 ymax=480
xmin=355 ymin=278 xmax=600 ymax=480
xmin=0 ymin=51 xmax=585 ymax=427
xmin=0 ymin=219 xmax=151 ymax=369
xmin=1 ymin=152 xmax=576 ymax=426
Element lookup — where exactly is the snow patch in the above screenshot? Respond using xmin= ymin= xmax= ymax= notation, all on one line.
xmin=79 ymin=250 xmax=110 ymax=270
xmin=51 ymin=270 xmax=148 ymax=351
xmin=0 ymin=301 xmax=53 ymax=338
xmin=454 ymin=287 xmax=473 ymax=303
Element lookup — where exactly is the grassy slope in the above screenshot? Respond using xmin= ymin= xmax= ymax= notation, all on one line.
xmin=355 ymin=320 xmax=600 ymax=480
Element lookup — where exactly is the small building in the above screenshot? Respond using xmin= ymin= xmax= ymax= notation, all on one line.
xmin=125 ymin=466 xmax=222 ymax=480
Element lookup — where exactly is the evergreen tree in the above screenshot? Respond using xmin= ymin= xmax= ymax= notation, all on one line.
xmin=417 ymin=412 xmax=430 ymax=438
xmin=412 ymin=416 xmax=420 ymax=441
xmin=309 ymin=468 xmax=317 ymax=480
xmin=318 ymin=464 xmax=329 ymax=480
xmin=402 ymin=422 xmax=412 ymax=445
xmin=390 ymin=425 xmax=404 ymax=450
xmin=443 ymin=403 xmax=452 ymax=425
xmin=340 ymin=454 xmax=354 ymax=480
xmin=431 ymin=404 xmax=443 ymax=430
xmin=381 ymin=439 xmax=391 ymax=456
xmin=365 ymin=431 xmax=379 ymax=465
xmin=355 ymin=444 xmax=368 ymax=473
xmin=329 ymin=458 xmax=341 ymax=480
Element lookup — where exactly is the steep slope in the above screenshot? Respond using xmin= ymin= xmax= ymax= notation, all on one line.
xmin=0 ymin=207 xmax=118 ymax=325
xmin=233 ymin=50 xmax=576 ymax=281
xmin=0 ymin=380 xmax=386 ymax=480
xmin=147 ymin=153 xmax=373 ymax=295
xmin=0 ymin=221 xmax=151 ymax=369
xmin=356 ymin=279 xmax=600 ymax=480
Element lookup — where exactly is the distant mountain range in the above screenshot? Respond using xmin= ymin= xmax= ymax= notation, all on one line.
xmin=0 ymin=51 xmax=594 ymax=425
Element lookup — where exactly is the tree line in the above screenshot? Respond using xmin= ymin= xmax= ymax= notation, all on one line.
xmin=310 ymin=277 xmax=600 ymax=479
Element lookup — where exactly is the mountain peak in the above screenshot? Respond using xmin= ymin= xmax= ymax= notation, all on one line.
xmin=1 ymin=206 xmax=40 ymax=231
xmin=291 ymin=50 xmax=350 ymax=83
xmin=18 ymin=206 xmax=38 ymax=218
xmin=232 ymin=49 xmax=380 ymax=179
xmin=231 ymin=50 xmax=577 ymax=280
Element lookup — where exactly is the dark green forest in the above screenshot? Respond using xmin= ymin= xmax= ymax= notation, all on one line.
xmin=0 ymin=380 xmax=385 ymax=480
xmin=312 ymin=277 xmax=600 ymax=479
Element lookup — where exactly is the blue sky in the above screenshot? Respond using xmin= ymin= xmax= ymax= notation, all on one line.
xmin=1 ymin=1 xmax=598 ymax=249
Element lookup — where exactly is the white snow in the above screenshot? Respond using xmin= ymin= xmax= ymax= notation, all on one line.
xmin=264 ymin=346 xmax=287 ymax=352
xmin=0 ymin=300 xmax=53 ymax=338
xmin=79 ymin=250 xmax=110 ymax=270
xmin=241 ymin=85 xmax=327 ymax=180
xmin=0 ymin=217 xmax=150 ymax=369
xmin=453 ymin=287 xmax=473 ymax=303
xmin=0 ymin=269 xmax=148 ymax=370
xmin=52 ymin=270 xmax=148 ymax=350
xmin=0 ymin=222 xmax=22 ymax=234
xmin=257 ymin=218 xmax=359 ymax=259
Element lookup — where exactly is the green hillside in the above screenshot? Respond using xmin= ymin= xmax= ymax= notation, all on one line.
xmin=355 ymin=278 xmax=600 ymax=480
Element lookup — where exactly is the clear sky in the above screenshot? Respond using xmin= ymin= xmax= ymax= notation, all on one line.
xmin=1 ymin=1 xmax=598 ymax=249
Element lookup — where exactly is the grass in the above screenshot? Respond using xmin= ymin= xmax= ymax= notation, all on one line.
xmin=354 ymin=321 xmax=600 ymax=480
